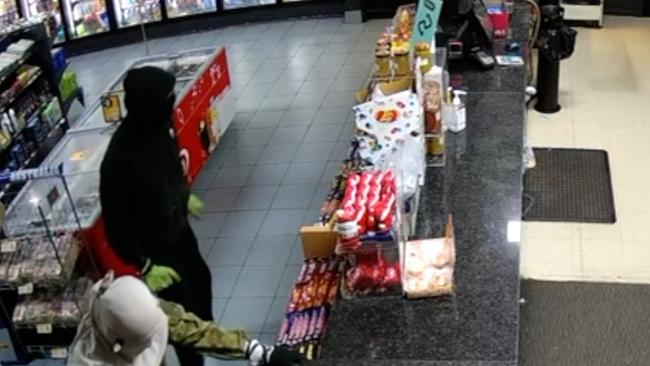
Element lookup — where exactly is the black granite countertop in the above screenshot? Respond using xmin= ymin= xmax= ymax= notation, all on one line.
xmin=311 ymin=3 xmax=530 ymax=365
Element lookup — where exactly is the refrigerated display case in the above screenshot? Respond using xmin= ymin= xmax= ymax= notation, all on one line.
xmin=20 ymin=0 xmax=65 ymax=43
xmin=165 ymin=0 xmax=215 ymax=18
xmin=223 ymin=0 xmax=274 ymax=9
xmin=4 ymin=47 xmax=235 ymax=275
xmin=113 ymin=0 xmax=161 ymax=28
xmin=63 ymin=0 xmax=109 ymax=39
xmin=0 ymin=0 xmax=20 ymax=27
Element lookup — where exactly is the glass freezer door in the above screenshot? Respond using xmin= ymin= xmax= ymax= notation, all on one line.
xmin=0 ymin=0 xmax=20 ymax=27
xmin=63 ymin=0 xmax=109 ymax=38
xmin=223 ymin=0 xmax=273 ymax=9
xmin=165 ymin=0 xmax=215 ymax=18
xmin=21 ymin=0 xmax=66 ymax=43
xmin=113 ymin=0 xmax=161 ymax=28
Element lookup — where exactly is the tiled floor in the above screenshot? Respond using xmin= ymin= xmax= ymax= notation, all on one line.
xmin=54 ymin=16 xmax=385 ymax=366
xmin=521 ymin=16 xmax=650 ymax=283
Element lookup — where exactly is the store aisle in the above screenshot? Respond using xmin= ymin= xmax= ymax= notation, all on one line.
xmin=64 ymin=17 xmax=385 ymax=366
xmin=522 ymin=16 xmax=650 ymax=283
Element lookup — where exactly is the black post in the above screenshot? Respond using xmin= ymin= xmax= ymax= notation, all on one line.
xmin=535 ymin=51 xmax=561 ymax=113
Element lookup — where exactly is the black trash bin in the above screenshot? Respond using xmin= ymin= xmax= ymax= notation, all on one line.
xmin=535 ymin=5 xmax=577 ymax=113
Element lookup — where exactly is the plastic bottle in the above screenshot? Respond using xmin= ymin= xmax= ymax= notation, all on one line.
xmin=450 ymin=90 xmax=467 ymax=133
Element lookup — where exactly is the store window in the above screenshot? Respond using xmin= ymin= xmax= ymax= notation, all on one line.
xmin=223 ymin=0 xmax=274 ymax=9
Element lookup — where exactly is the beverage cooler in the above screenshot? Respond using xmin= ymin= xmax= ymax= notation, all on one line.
xmin=63 ymin=0 xmax=109 ymax=38
xmin=19 ymin=0 xmax=65 ymax=43
xmin=0 ymin=0 xmax=20 ymax=27
xmin=113 ymin=0 xmax=161 ymax=28
xmin=4 ymin=47 xmax=234 ymax=275
xmin=165 ymin=0 xmax=215 ymax=18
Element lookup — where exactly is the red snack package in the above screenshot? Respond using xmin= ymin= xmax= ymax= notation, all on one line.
xmin=383 ymin=261 xmax=401 ymax=287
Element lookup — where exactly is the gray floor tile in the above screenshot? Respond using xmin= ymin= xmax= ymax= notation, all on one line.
xmin=224 ymin=146 xmax=264 ymax=166
xmin=306 ymin=65 xmax=342 ymax=80
xmin=259 ymin=96 xmax=293 ymax=111
xmin=230 ymin=112 xmax=254 ymax=130
xmin=288 ymin=55 xmax=320 ymax=68
xmin=269 ymin=81 xmax=303 ymax=96
xmin=272 ymin=184 xmax=316 ymax=209
xmin=283 ymin=162 xmax=326 ymax=184
xmin=321 ymin=161 xmax=342 ymax=183
xmin=291 ymin=93 xmax=325 ymax=109
xmin=288 ymin=238 xmax=306 ymax=265
xmin=239 ymin=82 xmax=274 ymax=99
xmin=263 ymin=297 xmax=289 ymax=333
xmin=257 ymin=60 xmax=286 ymax=72
xmin=246 ymin=164 xmax=290 ymax=187
xmin=192 ymin=168 xmax=217 ymax=191
xmin=275 ymin=264 xmax=301 ymax=299
xmin=234 ymin=186 xmax=279 ymax=210
xmin=232 ymin=266 xmax=284 ymax=297
xmin=316 ymin=52 xmax=347 ymax=67
xmin=269 ymin=126 xmax=308 ymax=145
xmin=321 ymin=91 xmax=356 ymax=107
xmin=310 ymin=183 xmax=331 ymax=209
xmin=236 ymin=97 xmax=259 ymax=113
xmin=206 ymin=358 xmax=248 ymax=366
xmin=303 ymin=207 xmax=321 ymax=225
xmin=330 ymin=141 xmax=352 ymax=161
xmin=329 ymin=77 xmax=366 ymax=92
xmin=338 ymin=121 xmax=357 ymax=141
xmin=190 ymin=212 xmax=228 ymax=239
xmin=211 ymin=265 xmax=242 ymax=298
xmin=217 ymin=128 xmax=244 ymax=148
xmin=279 ymin=108 xmax=317 ymax=126
xmin=257 ymin=144 xmax=299 ymax=164
xmin=293 ymin=142 xmax=337 ymax=162
xmin=297 ymin=78 xmax=333 ymax=96
xmin=253 ymin=68 xmax=282 ymax=83
xmin=313 ymin=107 xmax=351 ymax=125
xmin=277 ymin=67 xmax=311 ymax=82
xmin=219 ymin=210 xmax=268 ymax=237
xmin=210 ymin=166 xmax=253 ymax=188
xmin=304 ymin=124 xmax=344 ymax=143
xmin=203 ymin=187 xmax=241 ymax=212
xmin=213 ymin=298 xmax=229 ymax=322
xmin=303 ymin=34 xmax=334 ymax=44
xmin=221 ymin=297 xmax=273 ymax=333
xmin=198 ymin=238 xmax=215 ymax=259
xmin=259 ymin=209 xmax=308 ymax=236
xmin=208 ymin=237 xmax=255 ymax=266
xmin=345 ymin=51 xmax=373 ymax=65
xmin=248 ymin=110 xmax=285 ymax=129
xmin=259 ymin=332 xmax=279 ymax=345
xmin=238 ymin=128 xmax=275 ymax=146
xmin=245 ymin=235 xmax=295 ymax=266
xmin=323 ymin=42 xmax=356 ymax=54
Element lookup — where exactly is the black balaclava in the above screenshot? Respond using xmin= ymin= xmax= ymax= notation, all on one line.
xmin=122 ymin=66 xmax=176 ymax=136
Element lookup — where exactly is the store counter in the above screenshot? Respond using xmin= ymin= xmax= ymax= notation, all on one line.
xmin=310 ymin=5 xmax=530 ymax=366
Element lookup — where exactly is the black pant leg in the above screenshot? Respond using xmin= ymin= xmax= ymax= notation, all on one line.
xmin=182 ymin=226 xmax=213 ymax=320
xmin=174 ymin=344 xmax=205 ymax=366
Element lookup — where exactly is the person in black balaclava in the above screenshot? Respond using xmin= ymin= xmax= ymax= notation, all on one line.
xmin=100 ymin=66 xmax=212 ymax=366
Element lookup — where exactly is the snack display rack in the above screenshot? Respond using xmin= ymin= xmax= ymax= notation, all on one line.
xmin=0 ymin=165 xmax=98 ymax=361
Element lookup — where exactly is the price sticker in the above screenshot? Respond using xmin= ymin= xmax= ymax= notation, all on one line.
xmin=36 ymin=323 xmax=52 ymax=334
xmin=18 ymin=283 xmax=33 ymax=295
xmin=51 ymin=347 xmax=67 ymax=358
xmin=1 ymin=240 xmax=16 ymax=253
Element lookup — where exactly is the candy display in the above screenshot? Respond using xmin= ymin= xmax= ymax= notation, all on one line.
xmin=12 ymin=276 xmax=92 ymax=328
xmin=403 ymin=217 xmax=455 ymax=299
xmin=0 ymin=233 xmax=81 ymax=285
xmin=335 ymin=170 xmax=397 ymax=253
xmin=342 ymin=247 xmax=401 ymax=297
xmin=277 ymin=257 xmax=343 ymax=360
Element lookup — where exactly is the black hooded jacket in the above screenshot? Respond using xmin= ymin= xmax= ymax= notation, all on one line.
xmin=100 ymin=67 xmax=189 ymax=271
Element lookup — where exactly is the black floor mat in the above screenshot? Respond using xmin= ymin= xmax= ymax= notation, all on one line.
xmin=523 ymin=148 xmax=616 ymax=223
xmin=520 ymin=280 xmax=650 ymax=366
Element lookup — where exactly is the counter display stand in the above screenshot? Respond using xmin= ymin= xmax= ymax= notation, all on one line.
xmin=0 ymin=166 xmax=98 ymax=362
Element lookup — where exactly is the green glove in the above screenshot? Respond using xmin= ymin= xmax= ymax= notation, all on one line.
xmin=145 ymin=265 xmax=181 ymax=293
xmin=188 ymin=194 xmax=205 ymax=218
